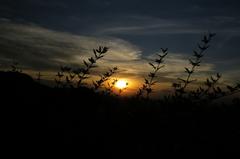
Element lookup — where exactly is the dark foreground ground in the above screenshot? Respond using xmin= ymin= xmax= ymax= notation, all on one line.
xmin=1 ymin=71 xmax=240 ymax=158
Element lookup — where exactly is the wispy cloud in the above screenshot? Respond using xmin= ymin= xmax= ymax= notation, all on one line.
xmin=0 ymin=21 xmax=226 ymax=95
xmin=0 ymin=21 xmax=141 ymax=70
xmin=95 ymin=16 xmax=202 ymax=35
xmin=94 ymin=15 xmax=240 ymax=36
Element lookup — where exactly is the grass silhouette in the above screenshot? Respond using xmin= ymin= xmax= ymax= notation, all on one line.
xmin=55 ymin=46 xmax=109 ymax=88
xmin=105 ymin=78 xmax=118 ymax=95
xmin=1 ymin=36 xmax=240 ymax=157
xmin=173 ymin=32 xmax=216 ymax=96
xmin=93 ymin=67 xmax=118 ymax=91
xmin=10 ymin=61 xmax=22 ymax=73
xmin=137 ymin=48 xmax=168 ymax=99
xmin=76 ymin=46 xmax=108 ymax=87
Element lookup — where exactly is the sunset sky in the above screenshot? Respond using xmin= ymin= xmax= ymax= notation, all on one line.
xmin=0 ymin=0 xmax=240 ymax=96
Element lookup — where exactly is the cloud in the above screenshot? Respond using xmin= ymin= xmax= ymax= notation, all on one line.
xmin=94 ymin=15 xmax=240 ymax=36
xmin=0 ymin=20 xmax=215 ymax=72
xmin=0 ymin=21 xmax=142 ymax=71
xmin=0 ymin=20 xmax=220 ymax=95
xmin=95 ymin=16 xmax=202 ymax=35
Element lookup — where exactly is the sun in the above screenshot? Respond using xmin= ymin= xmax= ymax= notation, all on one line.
xmin=115 ymin=80 xmax=128 ymax=89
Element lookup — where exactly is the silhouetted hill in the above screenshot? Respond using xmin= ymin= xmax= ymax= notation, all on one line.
xmin=1 ymin=71 xmax=239 ymax=158
xmin=0 ymin=71 xmax=33 ymax=82
xmin=0 ymin=71 xmax=48 ymax=91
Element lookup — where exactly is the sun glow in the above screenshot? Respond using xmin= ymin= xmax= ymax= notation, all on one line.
xmin=115 ymin=80 xmax=128 ymax=89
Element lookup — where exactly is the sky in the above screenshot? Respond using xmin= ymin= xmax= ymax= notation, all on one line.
xmin=0 ymin=0 xmax=240 ymax=96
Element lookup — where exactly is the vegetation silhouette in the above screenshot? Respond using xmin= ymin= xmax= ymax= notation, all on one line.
xmin=1 ymin=34 xmax=240 ymax=157
xmin=93 ymin=66 xmax=118 ymax=91
xmin=55 ymin=46 xmax=109 ymax=88
xmin=137 ymin=48 xmax=168 ymax=99
xmin=173 ymin=33 xmax=215 ymax=96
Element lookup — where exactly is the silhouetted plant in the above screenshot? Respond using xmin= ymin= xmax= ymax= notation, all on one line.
xmin=10 ymin=62 xmax=22 ymax=73
xmin=169 ymin=32 xmax=238 ymax=103
xmin=213 ymin=83 xmax=240 ymax=101
xmin=60 ymin=66 xmax=76 ymax=88
xmin=105 ymin=78 xmax=118 ymax=95
xmin=93 ymin=67 xmax=118 ymax=91
xmin=54 ymin=46 xmax=108 ymax=88
xmin=118 ymin=82 xmax=129 ymax=95
xmin=173 ymin=32 xmax=216 ymax=96
xmin=36 ymin=72 xmax=43 ymax=83
xmin=55 ymin=70 xmax=64 ymax=88
xmin=75 ymin=46 xmax=109 ymax=87
xmin=137 ymin=48 xmax=168 ymax=99
xmin=189 ymin=73 xmax=222 ymax=101
xmin=203 ymin=73 xmax=223 ymax=99
xmin=177 ymin=70 xmax=240 ymax=104
xmin=202 ymin=82 xmax=240 ymax=103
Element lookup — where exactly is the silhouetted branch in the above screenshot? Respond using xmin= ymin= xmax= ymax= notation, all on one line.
xmin=76 ymin=46 xmax=109 ymax=87
xmin=93 ymin=67 xmax=118 ymax=90
xmin=137 ymin=48 xmax=168 ymax=99
xmin=173 ymin=32 xmax=216 ymax=96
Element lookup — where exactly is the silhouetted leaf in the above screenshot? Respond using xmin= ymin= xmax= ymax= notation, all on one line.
xmin=227 ymin=85 xmax=236 ymax=92
xmin=193 ymin=50 xmax=203 ymax=58
xmin=161 ymin=48 xmax=168 ymax=53
xmin=70 ymin=74 xmax=75 ymax=79
xmin=93 ymin=49 xmax=98 ymax=58
xmin=209 ymin=32 xmax=216 ymax=38
xmin=148 ymin=72 xmax=155 ymax=78
xmin=185 ymin=67 xmax=193 ymax=74
xmin=211 ymin=76 xmax=217 ymax=83
xmin=145 ymin=79 xmax=149 ymax=84
xmin=205 ymin=78 xmax=212 ymax=87
xmin=152 ymin=81 xmax=158 ymax=85
xmin=178 ymin=78 xmax=187 ymax=83
xmin=57 ymin=72 xmax=64 ymax=78
xmin=189 ymin=59 xmax=200 ymax=66
xmin=155 ymin=59 xmax=162 ymax=63
xmin=202 ymin=35 xmax=209 ymax=44
xmin=198 ymin=44 xmax=209 ymax=51
xmin=83 ymin=60 xmax=89 ymax=67
xmin=156 ymin=65 xmax=165 ymax=70
xmin=146 ymin=88 xmax=152 ymax=93
xmin=217 ymin=73 xmax=221 ymax=78
xmin=102 ymin=47 xmax=109 ymax=53
xmin=149 ymin=62 xmax=156 ymax=69
xmin=66 ymin=76 xmax=70 ymax=83
xmin=88 ymin=57 xmax=95 ymax=64
xmin=73 ymin=68 xmax=83 ymax=74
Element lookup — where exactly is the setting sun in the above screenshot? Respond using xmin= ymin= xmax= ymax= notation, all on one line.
xmin=115 ymin=80 xmax=128 ymax=89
